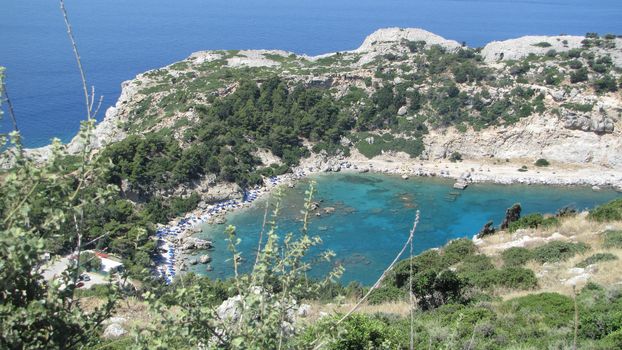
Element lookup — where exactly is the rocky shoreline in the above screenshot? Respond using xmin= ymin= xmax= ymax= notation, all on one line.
xmin=295 ymin=148 xmax=622 ymax=190
xmin=155 ymin=171 xmax=308 ymax=282
xmin=167 ymin=149 xmax=621 ymax=282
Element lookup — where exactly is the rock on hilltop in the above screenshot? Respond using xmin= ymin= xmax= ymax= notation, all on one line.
xmin=481 ymin=35 xmax=622 ymax=65
xmin=354 ymin=27 xmax=463 ymax=53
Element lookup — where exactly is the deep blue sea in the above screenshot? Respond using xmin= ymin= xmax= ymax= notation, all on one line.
xmin=2 ymin=0 xmax=622 ymax=147
xmin=189 ymin=174 xmax=620 ymax=285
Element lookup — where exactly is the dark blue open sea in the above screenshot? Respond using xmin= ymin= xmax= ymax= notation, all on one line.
xmin=2 ymin=0 xmax=622 ymax=147
xmin=190 ymin=174 xmax=620 ymax=284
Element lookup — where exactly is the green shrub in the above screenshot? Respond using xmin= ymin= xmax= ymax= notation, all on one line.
xmin=80 ymin=251 xmax=102 ymax=272
xmin=391 ymin=250 xmax=447 ymax=289
xmin=344 ymin=281 xmax=364 ymax=299
xmin=533 ymin=41 xmax=552 ymax=48
xmin=457 ymin=255 xmax=497 ymax=288
xmin=404 ymin=40 xmax=426 ymax=53
xmin=457 ymin=254 xmax=536 ymax=290
xmin=449 ymin=152 xmax=463 ymax=162
xmin=561 ymin=102 xmax=594 ymax=112
xmin=580 ymin=307 xmax=622 ymax=341
xmin=599 ymin=328 xmax=622 ymax=348
xmin=96 ymin=337 xmax=136 ymax=350
xmin=506 ymin=293 xmax=574 ymax=328
xmin=593 ymin=75 xmax=619 ymax=93
xmin=545 ymin=49 xmax=557 ymax=57
xmin=383 ymin=53 xmax=400 ymax=61
xmin=576 ymin=253 xmax=618 ymax=268
xmin=495 ymin=267 xmax=538 ymax=289
xmin=368 ymin=285 xmax=406 ymax=304
xmin=354 ymin=133 xmax=424 ymax=159
xmin=170 ymin=193 xmax=201 ymax=217
xmin=321 ymin=314 xmax=401 ymax=349
xmin=532 ymin=241 xmax=590 ymax=263
xmin=567 ymin=48 xmax=582 ymax=58
xmin=568 ymin=60 xmax=583 ymax=69
xmin=534 ymin=158 xmax=550 ymax=167
xmin=603 ymin=230 xmax=622 ymax=248
xmin=443 ymin=238 xmax=477 ymax=264
xmin=570 ymin=67 xmax=589 ymax=83
xmin=502 ymin=247 xmax=533 ymax=267
xmin=508 ymin=213 xmax=559 ymax=233
xmin=589 ymin=199 xmax=622 ymax=222
xmin=575 ymin=283 xmax=622 ymax=343
xmin=75 ymin=284 xmax=114 ymax=298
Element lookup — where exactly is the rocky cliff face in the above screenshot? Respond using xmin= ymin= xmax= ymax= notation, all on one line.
xmin=7 ymin=28 xmax=621 ymax=171
xmin=424 ymin=86 xmax=621 ymax=167
xmin=424 ymin=113 xmax=622 ymax=167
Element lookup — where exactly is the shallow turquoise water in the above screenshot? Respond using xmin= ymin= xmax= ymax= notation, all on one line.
xmin=190 ymin=174 xmax=620 ymax=285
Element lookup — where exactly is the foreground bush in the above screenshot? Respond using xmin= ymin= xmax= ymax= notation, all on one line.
xmin=443 ymin=238 xmax=477 ymax=264
xmin=576 ymin=253 xmax=618 ymax=268
xmin=508 ymin=213 xmax=559 ymax=232
xmin=297 ymin=313 xmax=402 ymax=349
xmin=505 ymin=292 xmax=574 ymax=328
xmin=532 ymin=241 xmax=590 ymax=263
xmin=589 ymin=199 xmax=622 ymax=222
xmin=494 ymin=267 xmax=538 ymax=289
xmin=1 ymin=68 xmax=118 ymax=349
xmin=603 ymin=230 xmax=622 ymax=248
xmin=501 ymin=247 xmax=533 ymax=266
xmin=368 ymin=286 xmax=406 ymax=305
xmin=458 ymin=255 xmax=537 ymax=290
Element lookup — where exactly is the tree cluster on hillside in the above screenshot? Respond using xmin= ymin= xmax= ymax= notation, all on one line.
xmin=1 ymin=69 xmax=119 ymax=348
xmin=102 ymin=77 xmax=354 ymax=194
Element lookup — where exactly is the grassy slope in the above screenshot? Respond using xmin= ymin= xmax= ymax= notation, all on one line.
xmin=92 ymin=213 xmax=622 ymax=348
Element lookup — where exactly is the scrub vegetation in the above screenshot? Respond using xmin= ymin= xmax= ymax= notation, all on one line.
xmin=2 ymin=6 xmax=622 ymax=348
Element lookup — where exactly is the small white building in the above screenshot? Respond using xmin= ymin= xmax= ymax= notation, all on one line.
xmin=100 ymin=257 xmax=124 ymax=273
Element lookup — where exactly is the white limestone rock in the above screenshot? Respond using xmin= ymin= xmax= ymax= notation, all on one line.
xmin=355 ymin=28 xmax=462 ymax=53
xmin=103 ymin=323 xmax=127 ymax=339
xmin=481 ymin=35 xmax=584 ymax=63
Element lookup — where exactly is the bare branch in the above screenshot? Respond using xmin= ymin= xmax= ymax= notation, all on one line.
xmin=59 ymin=0 xmax=93 ymax=121
xmin=410 ymin=214 xmax=415 ymax=350
xmin=335 ymin=210 xmax=420 ymax=325
xmin=1 ymin=79 xmax=19 ymax=132
xmin=253 ymin=200 xmax=270 ymax=268
xmin=93 ymin=95 xmax=104 ymax=119
xmin=313 ymin=210 xmax=421 ymax=350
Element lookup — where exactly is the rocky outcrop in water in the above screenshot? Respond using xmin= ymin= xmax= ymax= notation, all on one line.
xmin=477 ymin=221 xmax=497 ymax=239
xmin=501 ymin=204 xmax=522 ymax=230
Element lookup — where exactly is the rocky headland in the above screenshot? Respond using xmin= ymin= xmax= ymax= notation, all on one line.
xmin=5 ymin=28 xmax=622 ymax=196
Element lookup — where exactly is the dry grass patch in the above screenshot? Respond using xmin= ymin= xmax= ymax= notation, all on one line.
xmin=305 ymin=299 xmax=411 ymax=323
xmin=476 ymin=215 xmax=622 ymax=298
xmin=79 ymin=295 xmax=156 ymax=333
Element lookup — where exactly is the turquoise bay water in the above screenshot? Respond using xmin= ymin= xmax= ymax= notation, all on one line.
xmin=191 ymin=174 xmax=620 ymax=285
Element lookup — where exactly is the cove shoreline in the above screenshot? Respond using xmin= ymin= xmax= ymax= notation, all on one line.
xmin=155 ymin=151 xmax=622 ymax=283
